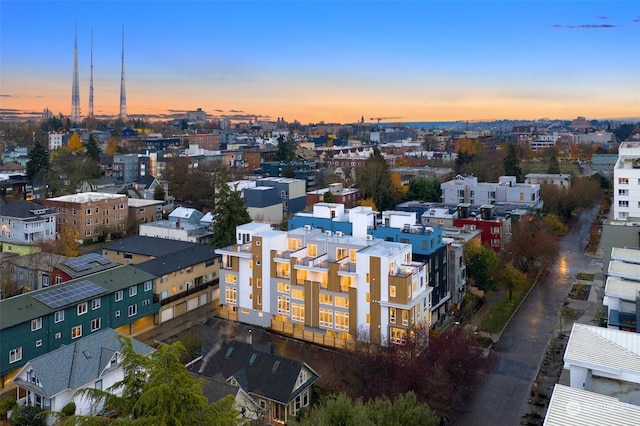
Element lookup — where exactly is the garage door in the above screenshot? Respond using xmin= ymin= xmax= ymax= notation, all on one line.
xmin=160 ymin=306 xmax=174 ymax=323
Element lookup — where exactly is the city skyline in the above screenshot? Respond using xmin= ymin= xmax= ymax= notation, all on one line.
xmin=1 ymin=1 xmax=639 ymax=124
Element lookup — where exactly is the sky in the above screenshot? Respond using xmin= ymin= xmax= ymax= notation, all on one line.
xmin=1 ymin=1 xmax=639 ymax=124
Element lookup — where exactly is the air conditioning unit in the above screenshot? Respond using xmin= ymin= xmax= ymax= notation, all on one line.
xmin=304 ymin=225 xmax=312 ymax=231
xmin=366 ymin=234 xmax=374 ymax=241
xmin=325 ymin=230 xmax=332 ymax=237
xmin=336 ymin=231 xmax=344 ymax=237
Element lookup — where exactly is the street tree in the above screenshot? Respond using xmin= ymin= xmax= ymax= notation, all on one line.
xmin=465 ymin=243 xmax=499 ymax=291
xmin=503 ymin=217 xmax=558 ymax=274
xmin=26 ymin=141 xmax=51 ymax=181
xmin=65 ymin=337 xmax=240 ymax=426
xmin=498 ymin=263 xmax=527 ymax=300
xmin=357 ymin=147 xmax=398 ymax=211
xmin=503 ymin=143 xmax=523 ymax=182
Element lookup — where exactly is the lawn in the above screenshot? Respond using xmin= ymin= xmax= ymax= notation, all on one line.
xmin=480 ymin=278 xmax=534 ymax=334
xmin=522 ymin=161 xmax=579 ymax=175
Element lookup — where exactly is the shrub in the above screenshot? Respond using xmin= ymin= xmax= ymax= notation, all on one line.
xmin=61 ymin=401 xmax=76 ymax=417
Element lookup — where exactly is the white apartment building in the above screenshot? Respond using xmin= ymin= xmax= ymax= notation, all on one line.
xmin=441 ymin=175 xmax=541 ymax=207
xmin=216 ymin=223 xmax=431 ymax=348
xmin=524 ymin=173 xmax=572 ymax=190
xmin=613 ymin=142 xmax=640 ymax=220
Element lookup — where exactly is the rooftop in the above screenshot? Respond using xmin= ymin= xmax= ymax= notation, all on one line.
xmin=45 ymin=192 xmax=127 ymax=203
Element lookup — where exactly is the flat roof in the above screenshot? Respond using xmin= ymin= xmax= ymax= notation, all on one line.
xmin=46 ymin=192 xmax=127 ymax=203
xmin=611 ymin=247 xmax=640 ymax=264
xmin=545 ymin=384 xmax=640 ymax=425
xmin=608 ymin=260 xmax=640 ymax=280
xmin=605 ymin=276 xmax=640 ymax=301
xmin=127 ymin=198 xmax=164 ymax=208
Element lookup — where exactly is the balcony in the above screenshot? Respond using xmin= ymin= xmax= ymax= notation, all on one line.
xmin=155 ymin=278 xmax=219 ymax=306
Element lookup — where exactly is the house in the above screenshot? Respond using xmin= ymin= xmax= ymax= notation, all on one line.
xmin=216 ymin=222 xmax=431 ymax=348
xmin=200 ymin=376 xmax=262 ymax=423
xmin=52 ymin=252 xmax=119 ymax=284
xmin=43 ymin=192 xmax=128 ymax=243
xmin=524 ymin=173 xmax=572 ymax=190
xmin=199 ymin=340 xmax=319 ymax=425
xmin=440 ymin=175 xmax=541 ymax=209
xmin=0 ymin=265 xmax=157 ymax=388
xmin=79 ymin=177 xmax=119 ymax=193
xmin=101 ymin=235 xmax=201 ymax=265
xmin=3 ymin=252 xmax=65 ymax=293
xmin=12 ymin=328 xmax=154 ymax=415
xmin=138 ymin=206 xmax=212 ymax=243
xmin=306 ymin=183 xmax=361 ymax=209
xmin=127 ymin=198 xmax=163 ymax=225
xmin=0 ymin=200 xmax=57 ymax=254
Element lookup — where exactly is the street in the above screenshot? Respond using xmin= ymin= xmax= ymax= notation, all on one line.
xmin=455 ymin=204 xmax=601 ymax=425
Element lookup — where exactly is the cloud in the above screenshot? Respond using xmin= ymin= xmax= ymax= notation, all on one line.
xmin=0 ymin=94 xmax=11 ymax=97
xmin=597 ymin=16 xmax=609 ymax=20
xmin=552 ymin=24 xmax=618 ymax=29
xmin=634 ymin=17 xmax=640 ymax=23
xmin=215 ymin=109 xmax=224 ymax=113
xmin=228 ymin=109 xmax=244 ymax=113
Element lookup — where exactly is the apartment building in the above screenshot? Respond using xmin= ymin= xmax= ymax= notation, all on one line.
xmin=216 ymin=222 xmax=431 ymax=348
xmin=613 ymin=142 xmax=640 ymax=220
xmin=524 ymin=173 xmax=572 ymax=190
xmin=441 ymin=175 xmax=541 ymax=208
xmin=305 ymin=183 xmax=361 ymax=209
xmin=0 ymin=200 xmax=57 ymax=254
xmin=43 ymin=193 xmax=128 ymax=242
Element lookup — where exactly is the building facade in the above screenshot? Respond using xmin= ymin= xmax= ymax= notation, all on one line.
xmin=0 ymin=201 xmax=57 ymax=254
xmin=613 ymin=142 xmax=640 ymax=220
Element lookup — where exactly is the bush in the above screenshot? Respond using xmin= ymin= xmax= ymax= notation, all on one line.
xmin=11 ymin=405 xmax=46 ymax=426
xmin=0 ymin=396 xmax=17 ymax=420
xmin=61 ymin=401 xmax=76 ymax=417
xmin=83 ymin=237 xmax=94 ymax=245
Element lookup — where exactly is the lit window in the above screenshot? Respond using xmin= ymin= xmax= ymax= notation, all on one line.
xmin=292 ymin=303 xmax=305 ymax=322
xmin=390 ymin=285 xmax=396 ymax=298
xmin=31 ymin=317 xmax=43 ymax=331
xmin=319 ymin=293 xmax=333 ymax=305
xmin=277 ymin=296 xmax=290 ymax=315
xmin=390 ymin=308 xmax=396 ymax=324
xmin=72 ymin=326 xmax=82 ymax=339
xmin=225 ymin=287 xmax=237 ymax=304
xmin=291 ymin=289 xmax=304 ymax=300
xmin=226 ymin=274 xmax=237 ymax=284
xmin=335 ymin=311 xmax=349 ymax=331
xmin=319 ymin=308 xmax=333 ymax=328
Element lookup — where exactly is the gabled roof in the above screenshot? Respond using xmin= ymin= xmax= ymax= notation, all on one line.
xmin=102 ymin=235 xmax=198 ymax=257
xmin=564 ymin=323 xmax=640 ymax=379
xmin=200 ymin=341 xmax=319 ymax=405
xmin=56 ymin=252 xmax=119 ymax=278
xmin=12 ymin=328 xmax=153 ymax=398
xmin=135 ymin=175 xmax=158 ymax=189
xmin=135 ymin=245 xmax=218 ymax=276
xmin=0 ymin=200 xmax=56 ymax=220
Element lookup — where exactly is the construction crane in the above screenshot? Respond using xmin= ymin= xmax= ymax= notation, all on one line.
xmin=369 ymin=116 xmax=402 ymax=124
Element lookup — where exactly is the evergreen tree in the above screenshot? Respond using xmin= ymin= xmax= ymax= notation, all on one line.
xmin=275 ymin=134 xmax=296 ymax=161
xmin=405 ymin=177 xmax=441 ymax=202
xmin=547 ymin=155 xmax=561 ymax=174
xmin=26 ymin=141 xmax=50 ymax=181
xmin=84 ymin=134 xmax=101 ymax=162
xmin=323 ymin=190 xmax=335 ymax=203
xmin=153 ymin=184 xmax=166 ymax=201
xmin=67 ymin=337 xmax=240 ymax=426
xmin=502 ymin=143 xmax=522 ymax=182
xmin=357 ymin=147 xmax=398 ymax=211
xmin=211 ymin=167 xmax=251 ymax=248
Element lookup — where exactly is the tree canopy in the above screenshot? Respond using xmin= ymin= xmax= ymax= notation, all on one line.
xmin=357 ymin=147 xmax=399 ymax=211
xmin=67 ymin=133 xmax=83 ymax=153
xmin=84 ymin=134 xmax=101 ymax=162
xmin=26 ymin=141 xmax=50 ymax=181
xmin=502 ymin=143 xmax=523 ymax=182
xmin=64 ymin=337 xmax=240 ymax=426
xmin=210 ymin=167 xmax=251 ymax=248
xmin=404 ymin=177 xmax=441 ymax=202
xmin=465 ymin=243 xmax=499 ymax=291
xmin=275 ymin=134 xmax=296 ymax=161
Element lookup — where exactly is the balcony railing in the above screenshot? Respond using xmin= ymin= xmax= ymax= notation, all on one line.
xmin=155 ymin=278 xmax=219 ymax=306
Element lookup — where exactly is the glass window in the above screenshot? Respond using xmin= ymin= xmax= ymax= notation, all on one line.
xmin=72 ymin=326 xmax=82 ymax=339
xmin=9 ymin=347 xmax=22 ymax=363
xmin=129 ymin=285 xmax=137 ymax=297
xmin=115 ymin=290 xmax=123 ymax=302
xmin=77 ymin=302 xmax=88 ymax=316
xmin=92 ymin=298 xmax=101 ymax=310
xmin=31 ymin=317 xmax=42 ymax=331
xmin=144 ymin=280 xmax=153 ymax=291
xmin=91 ymin=318 xmax=101 ymax=332
xmin=128 ymin=304 xmax=137 ymax=317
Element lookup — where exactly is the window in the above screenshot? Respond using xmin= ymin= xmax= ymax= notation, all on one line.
xmin=619 ymin=189 xmax=629 ymax=196
xmin=36 ymin=340 xmax=42 ymax=348
xmin=55 ymin=332 xmax=62 ymax=339
xmin=9 ymin=347 xmax=22 ymax=363
xmin=226 ymin=274 xmax=237 ymax=284
xmin=319 ymin=293 xmax=333 ymax=305
xmin=390 ymin=327 xmax=407 ymax=345
xmin=308 ymin=244 xmax=317 ymax=257
xmin=72 ymin=326 xmax=82 ymax=339
xmin=349 ymin=249 xmax=357 ymax=262
xmin=129 ymin=285 xmax=137 ymax=297
xmin=128 ymin=304 xmax=137 ymax=317
xmin=115 ymin=310 xmax=121 ymax=317
xmin=389 ymin=285 xmax=396 ymax=298
xmin=366 ymin=273 xmax=370 ymax=283
xmin=366 ymin=292 xmax=370 ymax=303
xmin=77 ymin=302 xmax=88 ymax=316
xmin=115 ymin=290 xmax=123 ymax=302
xmin=619 ymin=177 xmax=629 ymax=185
xmin=619 ymin=200 xmax=629 ymax=208
xmin=277 ymin=296 xmax=290 ymax=315
xmin=95 ymin=379 xmax=103 ymax=391
xmin=336 ymin=247 xmax=347 ymax=260
xmin=319 ymin=308 xmax=333 ymax=328
xmin=335 ymin=296 xmax=349 ymax=308
xmin=277 ymin=282 xmax=290 ymax=293
xmin=31 ymin=317 xmax=42 ymax=331
xmin=142 ymin=298 xmax=151 ymax=306
xmin=390 ymin=307 xmax=396 ymax=324
xmin=291 ymin=289 xmax=304 ymax=300
xmin=91 ymin=318 xmax=101 ymax=332
xmin=144 ymin=280 xmax=152 ymax=291
xmin=335 ymin=311 xmax=349 ymax=331
xmin=366 ymin=313 xmax=370 ymax=324
xmin=292 ymin=303 xmax=304 ymax=322
xmin=55 ymin=276 xmax=62 ymax=284
xmin=92 ymin=298 xmax=101 ymax=310
xmin=225 ymin=287 xmax=237 ymax=304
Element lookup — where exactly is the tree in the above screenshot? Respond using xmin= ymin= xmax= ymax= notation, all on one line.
xmin=67 ymin=133 xmax=83 ymax=153
xmin=323 ymin=190 xmax=335 ymax=203
xmin=84 ymin=134 xmax=101 ymax=162
xmin=357 ymin=147 xmax=398 ymax=211
xmin=163 ymin=157 xmax=190 ymax=201
xmin=105 ymin=137 xmax=118 ymax=156
xmin=547 ymin=155 xmax=561 ymax=174
xmin=42 ymin=225 xmax=81 ymax=257
xmin=66 ymin=337 xmax=240 ymax=426
xmin=153 ymin=184 xmax=166 ymax=201
xmin=465 ymin=243 xmax=499 ymax=291
xmin=498 ymin=263 xmax=527 ymax=300
xmin=405 ymin=177 xmax=441 ymax=202
xmin=26 ymin=141 xmax=50 ymax=181
xmin=502 ymin=143 xmax=522 ymax=182
xmin=284 ymin=163 xmax=296 ymax=178
xmin=503 ymin=217 xmax=558 ymax=274
xmin=295 ymin=392 xmax=439 ymax=426
xmin=210 ymin=168 xmax=251 ymax=248
xmin=10 ymin=405 xmax=46 ymax=426
xmin=275 ymin=134 xmax=296 ymax=161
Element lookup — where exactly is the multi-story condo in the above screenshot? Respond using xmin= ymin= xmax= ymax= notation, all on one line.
xmin=524 ymin=173 xmax=571 ymax=190
xmin=216 ymin=222 xmax=431 ymax=348
xmin=441 ymin=175 xmax=541 ymax=209
xmin=613 ymin=142 xmax=640 ymax=220
xmin=305 ymin=183 xmax=361 ymax=209
xmin=0 ymin=265 xmax=157 ymax=388
xmin=43 ymin=192 xmax=128 ymax=243
xmin=0 ymin=200 xmax=57 ymax=254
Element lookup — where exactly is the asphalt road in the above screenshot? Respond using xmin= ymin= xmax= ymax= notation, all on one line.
xmin=455 ymin=204 xmax=600 ymax=425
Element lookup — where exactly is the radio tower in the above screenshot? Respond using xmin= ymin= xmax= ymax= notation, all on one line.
xmin=88 ymin=29 xmax=94 ymax=119
xmin=71 ymin=23 xmax=81 ymax=124
xmin=118 ymin=25 xmax=127 ymax=121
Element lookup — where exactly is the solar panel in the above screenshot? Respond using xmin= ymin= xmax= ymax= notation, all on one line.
xmin=63 ymin=253 xmax=112 ymax=272
xmin=33 ymin=280 xmax=107 ymax=309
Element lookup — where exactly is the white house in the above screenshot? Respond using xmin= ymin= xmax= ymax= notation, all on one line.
xmin=613 ymin=142 xmax=640 ymax=220
xmin=12 ymin=328 xmax=154 ymax=417
xmin=0 ymin=200 xmax=57 ymax=252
